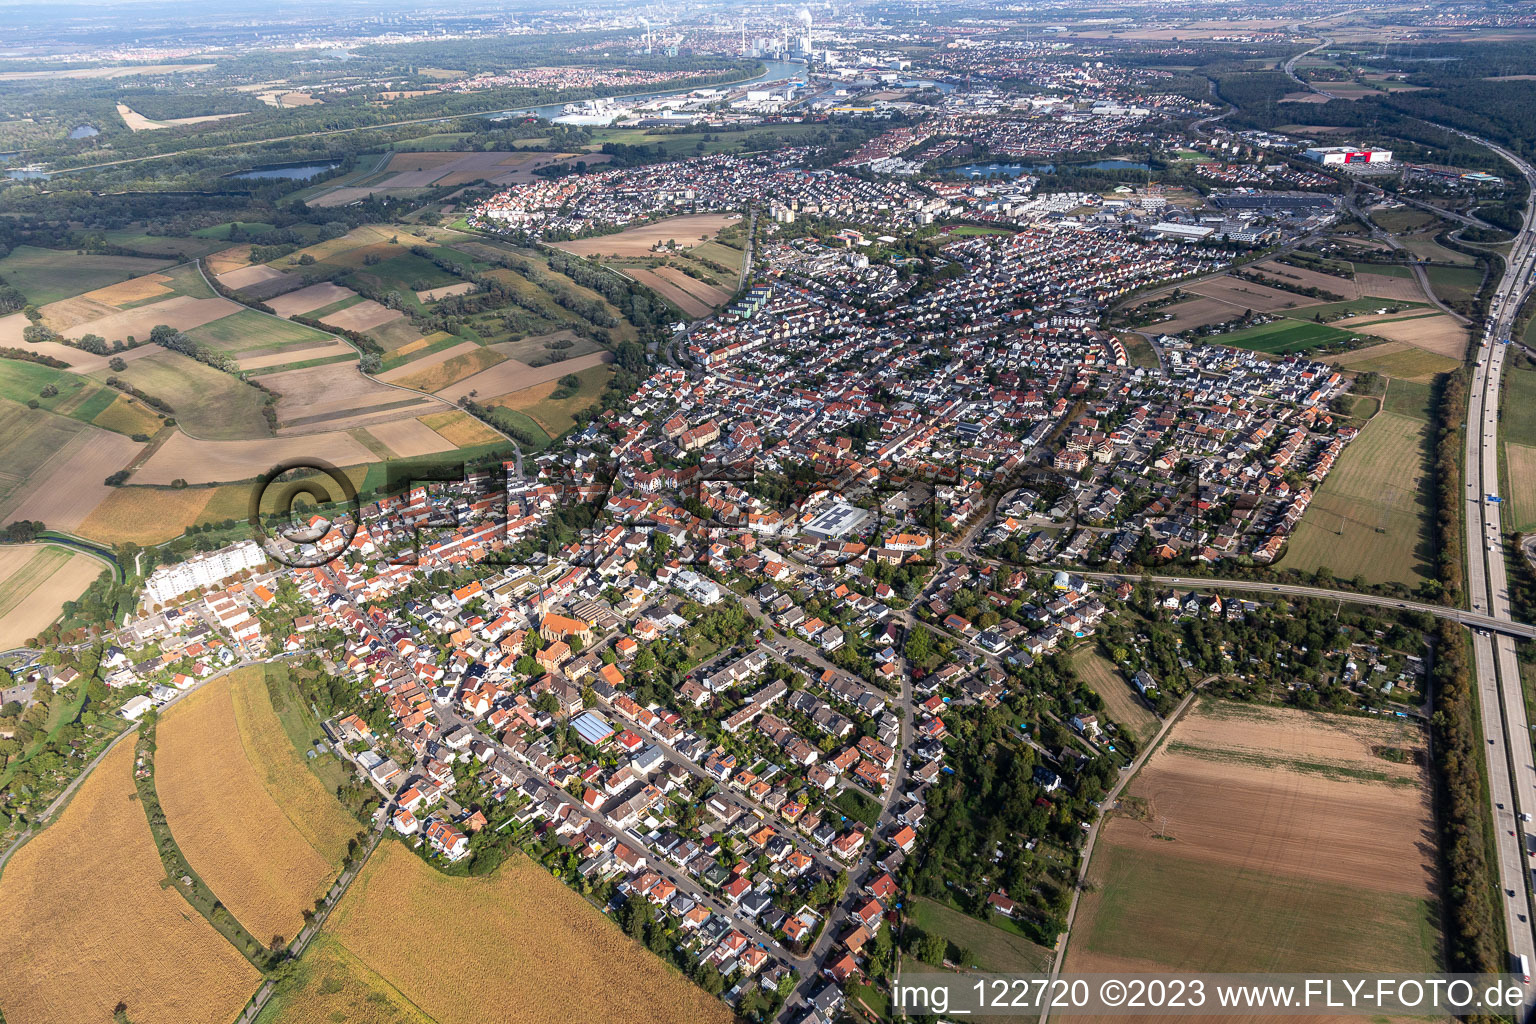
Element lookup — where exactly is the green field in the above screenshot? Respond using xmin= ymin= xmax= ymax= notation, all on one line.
xmin=1279 ymin=410 xmax=1433 ymax=586
xmin=1502 ymin=363 xmax=1536 ymax=447
xmin=1369 ymin=207 xmax=1440 ymax=234
xmin=192 ymin=221 xmax=278 ymax=240
xmin=184 ymin=308 xmax=334 ymax=355
xmin=1216 ymin=319 xmax=1355 ymax=354
xmin=345 ymin=252 xmax=461 ymax=301
xmin=253 ymin=932 xmax=431 ymax=1024
xmin=0 ymin=246 xmax=172 ymax=305
xmin=0 ymin=357 xmax=119 ymax=424
xmin=910 ymin=898 xmax=1055 ymax=974
xmin=98 ymin=229 xmax=224 ymax=260
xmin=490 ymin=364 xmax=612 ymax=439
xmin=1341 ymin=345 xmax=1459 ymax=383
xmin=1503 ymin=442 xmax=1536 ymax=534
xmin=1352 ymin=261 xmax=1415 ymax=279
xmin=160 ymin=261 xmax=218 ymax=299
xmin=1425 ymin=264 xmax=1485 ymax=306
xmin=387 ymin=133 xmax=474 ymax=152
xmin=1075 ymin=840 xmax=1439 ymax=973
xmin=99 ymin=348 xmax=271 ymax=439
xmin=0 ymin=398 xmax=86 ymax=511
xmin=1381 ymin=378 xmax=1434 ymax=421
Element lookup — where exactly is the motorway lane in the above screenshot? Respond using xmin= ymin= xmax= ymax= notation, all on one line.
xmin=1460 ymin=125 xmax=1536 ymax=1002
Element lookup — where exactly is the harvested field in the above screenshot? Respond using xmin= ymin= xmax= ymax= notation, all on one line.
xmin=306 ymin=187 xmax=396 ymax=209
xmin=377 ymin=340 xmax=479 ymax=383
xmin=419 ymin=409 xmax=501 ymax=447
xmin=1332 ymin=341 xmax=1458 ymax=383
xmin=0 ymin=740 xmax=262 ymax=1024
xmin=1188 ymin=276 xmax=1310 ymax=312
xmin=624 ymin=268 xmax=714 ymax=318
xmin=36 ymin=296 xmax=121 ymax=331
xmin=1251 ymin=260 xmax=1360 ymax=299
xmin=208 ymin=247 xmax=257 ymax=276
xmin=377 ymin=150 xmax=602 ymax=188
xmin=367 ymin=319 xmax=429 ymax=352
xmin=551 ymin=213 xmax=739 ymax=257
xmin=326 ymin=841 xmax=733 ymax=1024
xmin=653 ymin=265 xmax=732 ymax=308
xmin=117 ymin=103 xmax=245 ymax=131
xmin=265 ymin=282 xmax=357 ymax=318
xmin=1355 ymin=271 xmax=1432 ymax=302
xmin=237 ymin=342 xmax=349 ymax=371
xmin=77 ymin=484 xmax=220 ymax=545
xmin=61 ymin=295 xmax=241 ymax=342
xmin=1072 ymin=648 xmax=1159 ymax=742
xmin=436 ymin=349 xmax=613 ymax=404
xmin=0 ymin=246 xmax=170 ymax=305
xmin=416 ymin=282 xmax=475 ymax=302
xmin=1279 ymin=410 xmax=1432 ymax=585
xmin=379 ymin=341 xmax=493 ymax=388
xmin=227 ymin=666 xmax=356 ymax=867
xmin=263 ymin=363 xmax=417 ymax=428
xmin=157 ymin=678 xmax=340 ymax=946
xmin=240 ymin=273 xmax=308 ymax=303
xmin=1066 ymin=700 xmax=1438 ymax=977
xmin=320 ymin=299 xmax=403 ymax=333
xmin=1506 ymin=442 xmax=1536 ymax=533
xmin=1156 ymin=296 xmax=1240 ymax=333
xmin=0 ymin=543 xmax=106 ymax=647
xmin=4 ymin=426 xmax=144 ymax=531
xmin=1352 ymin=312 xmax=1468 ymax=357
xmin=82 ymin=272 xmax=174 ymax=306
xmin=362 ymin=417 xmax=457 ymax=457
xmin=133 ymin=429 xmax=376 ymax=485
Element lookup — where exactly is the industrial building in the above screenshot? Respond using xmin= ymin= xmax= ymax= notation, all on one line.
xmin=1302 ymin=146 xmax=1393 ymax=166
xmin=801 ymin=502 xmax=872 ymax=541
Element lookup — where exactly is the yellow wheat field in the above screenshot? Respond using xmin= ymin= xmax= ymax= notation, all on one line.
xmin=0 ymin=740 xmax=260 ymax=1024
xmin=327 ymin=842 xmax=734 ymax=1024
xmin=229 ymin=666 xmax=357 ymax=867
xmin=418 ymin=409 xmax=502 ymax=448
xmin=156 ymin=679 xmax=338 ymax=946
xmin=76 ymin=484 xmax=220 ymax=547
xmin=83 ymin=273 xmax=174 ymax=307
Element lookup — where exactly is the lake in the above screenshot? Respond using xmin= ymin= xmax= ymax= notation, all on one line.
xmin=232 ymin=162 xmax=340 ymax=181
xmin=68 ymin=124 xmax=99 ymax=139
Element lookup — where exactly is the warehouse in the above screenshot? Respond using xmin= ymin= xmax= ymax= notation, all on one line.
xmin=1302 ymin=146 xmax=1393 ymax=165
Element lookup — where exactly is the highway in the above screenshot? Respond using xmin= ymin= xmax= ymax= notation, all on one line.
xmin=1460 ymin=125 xmax=1536 ymax=1000
xmin=1278 ymin=39 xmax=1536 ymax=992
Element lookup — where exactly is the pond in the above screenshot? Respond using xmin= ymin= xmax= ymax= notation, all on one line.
xmin=68 ymin=124 xmax=100 ymax=139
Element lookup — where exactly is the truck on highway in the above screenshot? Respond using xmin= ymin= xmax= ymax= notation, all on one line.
xmin=1517 ymin=952 xmax=1531 ymax=984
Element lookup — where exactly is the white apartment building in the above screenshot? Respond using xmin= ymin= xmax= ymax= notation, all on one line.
xmin=143 ymin=540 xmax=266 ymax=605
